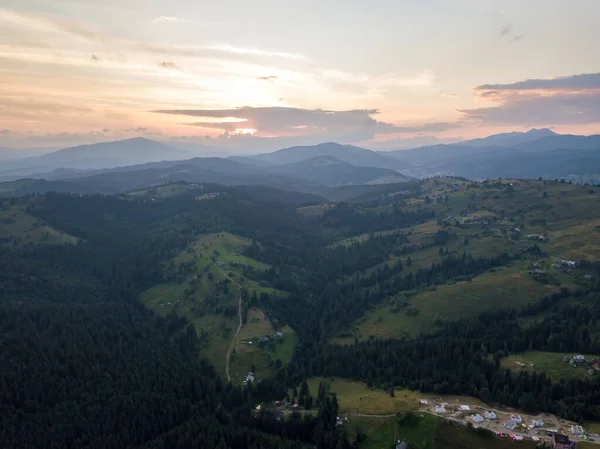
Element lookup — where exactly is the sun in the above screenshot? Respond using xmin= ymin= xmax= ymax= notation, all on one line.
xmin=233 ymin=128 xmax=258 ymax=135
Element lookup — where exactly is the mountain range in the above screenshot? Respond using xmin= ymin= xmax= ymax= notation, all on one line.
xmin=1 ymin=129 xmax=599 ymax=196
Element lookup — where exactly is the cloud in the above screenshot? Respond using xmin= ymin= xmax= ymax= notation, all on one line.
xmin=256 ymin=76 xmax=278 ymax=83
xmin=158 ymin=61 xmax=181 ymax=70
xmin=512 ymin=34 xmax=525 ymax=42
xmin=154 ymin=106 xmax=460 ymax=142
xmin=202 ymin=44 xmax=309 ymax=61
xmin=153 ymin=16 xmax=191 ymax=23
xmin=121 ymin=127 xmax=148 ymax=132
xmin=475 ymin=73 xmax=600 ymax=92
xmin=461 ymin=73 xmax=600 ymax=125
xmin=499 ymin=25 xmax=513 ymax=38
xmin=441 ymin=92 xmax=457 ymax=98
xmin=91 ymin=54 xmax=100 ymax=61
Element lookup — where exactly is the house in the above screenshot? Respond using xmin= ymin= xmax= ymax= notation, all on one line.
xmin=245 ymin=374 xmax=255 ymax=383
xmin=529 ymin=269 xmax=547 ymax=277
xmin=395 ymin=441 xmax=407 ymax=449
xmin=258 ymin=337 xmax=271 ymax=344
xmin=572 ymin=355 xmax=586 ymax=364
xmin=470 ymin=414 xmax=484 ymax=424
xmin=553 ymin=433 xmax=575 ymax=449
xmin=571 ymin=425 xmax=584 ymax=435
xmin=510 ymin=415 xmax=523 ymax=424
xmin=484 ymin=411 xmax=497 ymax=420
xmin=275 ymin=331 xmax=283 ymax=338
xmin=584 ymin=274 xmax=593 ymax=280
xmin=593 ymin=360 xmax=600 ymax=371
xmin=513 ymin=227 xmax=521 ymax=233
xmin=434 ymin=406 xmax=446 ymax=414
xmin=419 ymin=399 xmax=430 ymax=405
xmin=504 ymin=420 xmax=518 ymax=430
xmin=459 ymin=405 xmax=471 ymax=411
xmin=532 ymin=263 xmax=542 ymax=269
xmin=531 ymin=419 xmax=544 ymax=428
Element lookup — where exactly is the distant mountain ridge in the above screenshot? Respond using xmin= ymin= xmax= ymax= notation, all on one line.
xmin=458 ymin=128 xmax=558 ymax=148
xmin=384 ymin=129 xmax=600 ymax=180
xmin=239 ymin=142 xmax=409 ymax=170
xmin=0 ymin=138 xmax=204 ymax=179
xmin=2 ymin=129 xmax=600 ymax=188
xmin=268 ymin=155 xmax=409 ymax=186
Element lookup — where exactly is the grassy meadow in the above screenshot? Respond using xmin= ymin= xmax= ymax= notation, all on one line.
xmin=501 ymin=351 xmax=600 ymax=382
xmin=139 ymin=232 xmax=296 ymax=381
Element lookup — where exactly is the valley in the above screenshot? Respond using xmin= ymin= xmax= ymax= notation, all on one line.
xmin=2 ymin=167 xmax=600 ymax=449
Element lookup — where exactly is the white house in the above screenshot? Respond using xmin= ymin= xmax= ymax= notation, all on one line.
xmin=573 ymin=355 xmax=586 ymax=363
xmin=510 ymin=414 xmax=523 ymax=424
xmin=484 ymin=411 xmax=497 ymax=420
xmin=470 ymin=414 xmax=484 ymax=424
xmin=504 ymin=420 xmax=518 ymax=430
xmin=571 ymin=425 xmax=584 ymax=435
xmin=459 ymin=405 xmax=471 ymax=411
xmin=434 ymin=406 xmax=446 ymax=414
xmin=531 ymin=419 xmax=544 ymax=428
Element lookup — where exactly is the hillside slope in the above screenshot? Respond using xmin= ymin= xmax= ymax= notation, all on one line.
xmin=269 ymin=155 xmax=409 ymax=186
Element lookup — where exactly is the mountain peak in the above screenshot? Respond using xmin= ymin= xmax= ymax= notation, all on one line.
xmin=525 ymin=128 xmax=557 ymax=137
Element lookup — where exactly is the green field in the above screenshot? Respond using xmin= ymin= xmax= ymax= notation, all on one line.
xmin=297 ymin=377 xmax=420 ymax=414
xmin=0 ymin=203 xmax=79 ymax=247
xmin=139 ymin=232 xmax=296 ymax=381
xmin=347 ymin=415 xmax=537 ymax=449
xmin=128 ymin=183 xmax=198 ymax=198
xmin=330 ymin=179 xmax=600 ymax=343
xmin=296 ymin=204 xmax=333 ymax=216
xmin=501 ymin=351 xmax=600 ymax=382
xmin=333 ymin=265 xmax=556 ymax=344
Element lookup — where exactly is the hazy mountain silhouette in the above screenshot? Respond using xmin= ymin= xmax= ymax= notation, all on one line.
xmin=267 ymin=155 xmax=409 ymax=186
xmin=0 ymin=138 xmax=194 ymax=178
xmin=241 ymin=142 xmax=409 ymax=170
xmin=459 ymin=128 xmax=557 ymax=148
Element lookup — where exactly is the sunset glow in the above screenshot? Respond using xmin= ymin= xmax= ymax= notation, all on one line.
xmin=1 ymin=1 xmax=599 ymax=152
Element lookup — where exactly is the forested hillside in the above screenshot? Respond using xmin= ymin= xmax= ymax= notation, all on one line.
xmin=2 ymin=177 xmax=600 ymax=448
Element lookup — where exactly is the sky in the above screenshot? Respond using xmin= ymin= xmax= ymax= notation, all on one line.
xmin=1 ymin=0 xmax=600 ymax=153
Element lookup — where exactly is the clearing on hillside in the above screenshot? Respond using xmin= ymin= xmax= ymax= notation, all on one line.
xmin=0 ymin=203 xmax=79 ymax=247
xmin=333 ymin=264 xmax=558 ymax=344
xmin=501 ymin=351 xmax=600 ymax=382
xmin=139 ymin=232 xmax=295 ymax=381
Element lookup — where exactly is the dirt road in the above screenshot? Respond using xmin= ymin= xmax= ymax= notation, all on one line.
xmin=220 ymin=269 xmax=243 ymax=383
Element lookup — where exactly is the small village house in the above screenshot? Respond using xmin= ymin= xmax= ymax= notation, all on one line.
xmin=531 ymin=419 xmax=544 ymax=428
xmin=470 ymin=414 xmax=484 ymax=424
xmin=553 ymin=433 xmax=575 ymax=449
xmin=510 ymin=414 xmax=523 ymax=423
xmin=484 ymin=411 xmax=497 ymax=420
xmin=571 ymin=425 xmax=584 ymax=435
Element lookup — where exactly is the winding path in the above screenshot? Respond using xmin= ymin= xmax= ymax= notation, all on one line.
xmin=220 ymin=268 xmax=243 ymax=383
